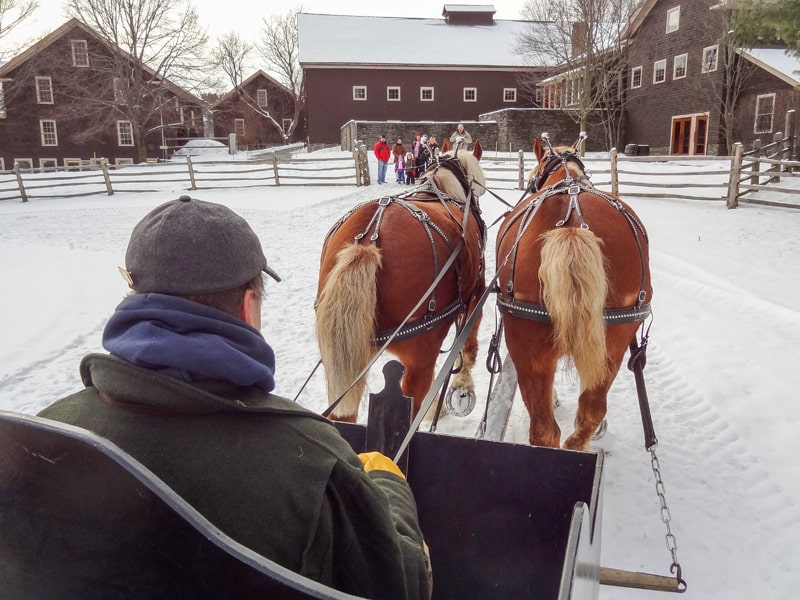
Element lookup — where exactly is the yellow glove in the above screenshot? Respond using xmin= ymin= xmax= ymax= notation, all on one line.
xmin=358 ymin=451 xmax=406 ymax=480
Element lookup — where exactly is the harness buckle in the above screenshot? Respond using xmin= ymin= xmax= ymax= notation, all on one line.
xmin=638 ymin=290 xmax=647 ymax=305
xmin=377 ymin=196 xmax=391 ymax=206
xmin=568 ymin=184 xmax=581 ymax=196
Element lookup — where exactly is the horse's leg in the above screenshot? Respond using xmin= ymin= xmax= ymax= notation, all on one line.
xmin=391 ymin=329 xmax=450 ymax=417
xmin=506 ymin=322 xmax=561 ymax=448
xmin=448 ymin=311 xmax=482 ymax=415
xmin=563 ymin=325 xmax=636 ymax=451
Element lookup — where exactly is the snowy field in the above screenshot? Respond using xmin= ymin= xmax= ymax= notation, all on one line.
xmin=1 ymin=147 xmax=799 ymax=598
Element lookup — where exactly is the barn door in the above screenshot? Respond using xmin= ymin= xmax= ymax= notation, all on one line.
xmin=671 ymin=117 xmax=692 ymax=155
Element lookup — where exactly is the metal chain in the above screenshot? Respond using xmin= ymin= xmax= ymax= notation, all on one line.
xmin=649 ymin=447 xmax=687 ymax=591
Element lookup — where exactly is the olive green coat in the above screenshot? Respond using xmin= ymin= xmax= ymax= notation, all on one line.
xmin=39 ymin=354 xmax=430 ymax=600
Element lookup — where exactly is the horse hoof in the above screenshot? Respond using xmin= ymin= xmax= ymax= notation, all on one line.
xmin=445 ymin=387 xmax=476 ymax=417
xmin=592 ymin=419 xmax=608 ymax=441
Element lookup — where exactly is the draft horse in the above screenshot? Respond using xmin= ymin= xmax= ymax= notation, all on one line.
xmin=316 ymin=141 xmax=487 ymax=421
xmin=495 ymin=134 xmax=652 ymax=451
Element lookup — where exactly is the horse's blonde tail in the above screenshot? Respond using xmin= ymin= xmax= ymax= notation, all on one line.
xmin=316 ymin=244 xmax=381 ymax=419
xmin=539 ymin=228 xmax=609 ymax=391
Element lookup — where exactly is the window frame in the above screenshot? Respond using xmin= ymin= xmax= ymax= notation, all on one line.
xmin=39 ymin=119 xmax=58 ymax=146
xmin=256 ymin=88 xmax=268 ymax=108
xmin=115 ymin=158 xmax=134 ymax=167
xmin=0 ymin=158 xmax=5 ymax=171
xmin=234 ymin=118 xmax=246 ymax=139
xmin=666 ymin=6 xmax=680 ymax=34
xmin=631 ymin=66 xmax=643 ymax=89
xmin=0 ymin=81 xmax=5 ymax=118
xmin=39 ymin=158 xmax=58 ymax=170
xmin=503 ymin=88 xmax=517 ymax=102
xmin=463 ymin=87 xmax=477 ymax=102
xmin=653 ymin=59 xmax=667 ymax=84
xmin=420 ymin=86 xmax=434 ymax=102
xmin=14 ymin=158 xmax=33 ymax=170
xmin=352 ymin=85 xmax=367 ymax=101
xmin=673 ymin=53 xmax=688 ymax=80
xmin=387 ymin=86 xmax=401 ymax=101
xmin=117 ymin=120 xmax=134 ymax=146
xmin=702 ymin=45 xmax=719 ymax=73
xmin=64 ymin=158 xmax=82 ymax=171
xmin=282 ymin=118 xmax=292 ymax=134
xmin=71 ymin=39 xmax=89 ymax=67
xmin=754 ymin=93 xmax=776 ymax=134
xmin=36 ymin=76 xmax=54 ymax=104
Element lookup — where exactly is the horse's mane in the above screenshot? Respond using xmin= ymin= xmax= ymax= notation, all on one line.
xmin=427 ymin=149 xmax=486 ymax=202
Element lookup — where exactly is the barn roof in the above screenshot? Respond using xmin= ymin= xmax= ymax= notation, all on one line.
xmin=738 ymin=48 xmax=800 ymax=87
xmin=297 ymin=13 xmax=559 ymax=69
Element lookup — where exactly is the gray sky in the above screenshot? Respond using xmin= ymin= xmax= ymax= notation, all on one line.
xmin=6 ymin=1 xmax=529 ymax=48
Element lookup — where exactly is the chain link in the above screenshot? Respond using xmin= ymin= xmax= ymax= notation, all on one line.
xmin=650 ymin=447 xmax=687 ymax=591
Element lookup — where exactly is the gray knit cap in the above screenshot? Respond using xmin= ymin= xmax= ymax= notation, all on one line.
xmin=122 ymin=195 xmax=280 ymax=294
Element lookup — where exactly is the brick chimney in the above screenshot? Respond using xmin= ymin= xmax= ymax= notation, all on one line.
xmin=571 ymin=22 xmax=587 ymax=58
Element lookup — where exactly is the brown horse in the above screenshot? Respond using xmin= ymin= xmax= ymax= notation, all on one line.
xmin=316 ymin=142 xmax=487 ymax=421
xmin=495 ymin=135 xmax=652 ymax=450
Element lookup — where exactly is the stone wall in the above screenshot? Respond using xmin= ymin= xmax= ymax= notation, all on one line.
xmin=341 ymin=109 xmax=613 ymax=154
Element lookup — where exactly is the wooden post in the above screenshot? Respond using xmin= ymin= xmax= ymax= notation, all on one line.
xmin=750 ymin=138 xmax=762 ymax=186
xmin=784 ymin=109 xmax=795 ymax=163
xmin=518 ymin=149 xmax=524 ymax=190
xmin=101 ymin=160 xmax=113 ymax=196
xmin=726 ymin=142 xmax=743 ymax=209
xmin=186 ymin=156 xmax=197 ymax=191
xmin=609 ymin=147 xmax=619 ymax=197
xmin=353 ymin=143 xmax=362 ymax=186
xmin=272 ymin=152 xmax=281 ymax=186
xmin=13 ymin=162 xmax=28 ymax=203
xmin=771 ymin=132 xmax=783 ymax=183
xmin=359 ymin=143 xmax=371 ymax=186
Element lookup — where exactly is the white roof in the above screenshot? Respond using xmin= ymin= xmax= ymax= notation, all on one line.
xmin=298 ymin=13 xmax=558 ymax=68
xmin=739 ymin=48 xmax=800 ymax=86
xmin=443 ymin=4 xmax=496 ymax=12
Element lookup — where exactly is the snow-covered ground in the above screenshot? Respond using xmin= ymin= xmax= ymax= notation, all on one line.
xmin=1 ymin=148 xmax=799 ymax=598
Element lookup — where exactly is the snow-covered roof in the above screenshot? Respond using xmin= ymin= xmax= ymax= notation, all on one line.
xmin=738 ymin=48 xmax=800 ymax=87
xmin=443 ymin=4 xmax=496 ymax=13
xmin=298 ymin=13 xmax=558 ymax=68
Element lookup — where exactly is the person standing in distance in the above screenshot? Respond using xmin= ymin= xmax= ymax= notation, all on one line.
xmin=374 ymin=134 xmax=391 ymax=184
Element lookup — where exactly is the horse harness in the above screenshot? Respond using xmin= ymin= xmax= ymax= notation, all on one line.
xmin=496 ymin=150 xmax=651 ymax=325
xmin=323 ymin=156 xmax=487 ymax=345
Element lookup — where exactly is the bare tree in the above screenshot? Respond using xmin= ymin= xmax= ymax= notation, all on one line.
xmin=517 ymin=0 xmax=639 ymax=149
xmin=213 ymin=31 xmax=293 ymax=142
xmin=0 ymin=0 xmax=38 ymax=60
xmin=62 ymin=0 xmax=211 ymax=162
xmin=256 ymin=6 xmax=304 ymax=140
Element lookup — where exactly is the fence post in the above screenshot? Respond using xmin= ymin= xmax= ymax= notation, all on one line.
xmin=272 ymin=153 xmax=281 ymax=186
xmin=750 ymin=139 xmax=762 ymax=186
xmin=13 ymin=162 xmax=28 ymax=203
xmin=784 ymin=109 xmax=795 ymax=163
xmin=353 ymin=143 xmax=362 ymax=186
xmin=101 ymin=160 xmax=114 ymax=196
xmin=770 ymin=132 xmax=783 ymax=183
xmin=726 ymin=142 xmax=743 ymax=209
xmin=518 ymin=149 xmax=524 ymax=190
xmin=610 ymin=147 xmax=619 ymax=197
xmin=358 ymin=142 xmax=371 ymax=186
xmin=186 ymin=156 xmax=197 ymax=191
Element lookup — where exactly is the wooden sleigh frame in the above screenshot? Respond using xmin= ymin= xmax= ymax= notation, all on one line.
xmin=0 ymin=364 xmax=604 ymax=599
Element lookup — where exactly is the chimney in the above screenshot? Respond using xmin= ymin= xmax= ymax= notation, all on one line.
xmin=571 ymin=22 xmax=587 ymax=58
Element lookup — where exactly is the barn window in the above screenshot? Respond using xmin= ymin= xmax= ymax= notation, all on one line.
xmin=673 ymin=54 xmax=687 ymax=79
xmin=702 ymin=45 xmax=718 ymax=73
xmin=653 ymin=59 xmax=666 ymax=84
xmin=666 ymin=7 xmax=680 ymax=33
xmin=754 ymin=94 xmax=775 ymax=134
xmin=353 ymin=86 xmax=367 ymax=101
xmin=503 ymin=88 xmax=517 ymax=102
xmin=631 ymin=66 xmax=642 ymax=88
xmin=117 ymin=120 xmax=134 ymax=146
xmin=36 ymin=76 xmax=54 ymax=104
xmin=257 ymin=89 xmax=268 ymax=108
xmin=40 ymin=120 xmax=58 ymax=146
xmin=420 ymin=87 xmax=434 ymax=101
xmin=234 ymin=118 xmax=245 ymax=138
xmin=71 ymin=40 xmax=89 ymax=67
xmin=387 ymin=86 xmax=400 ymax=101
xmin=463 ymin=87 xmax=477 ymax=102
